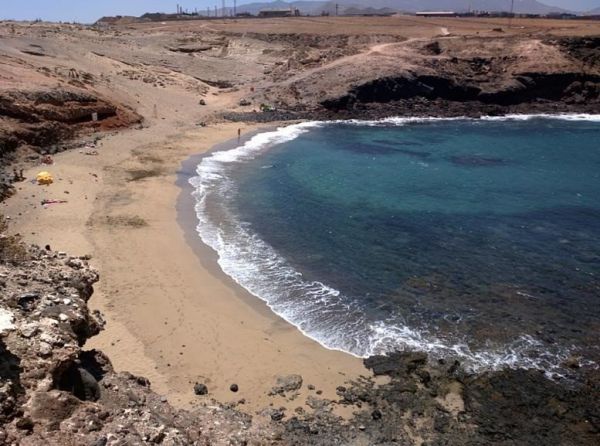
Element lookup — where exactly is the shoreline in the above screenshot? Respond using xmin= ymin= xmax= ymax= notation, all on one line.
xmin=2 ymin=118 xmax=370 ymax=414
xmin=178 ymin=114 xmax=600 ymax=372
xmin=3 ymin=113 xmax=599 ymax=441
xmin=174 ymin=127 xmax=302 ymax=331
xmin=5 ymin=113 xmax=597 ymax=406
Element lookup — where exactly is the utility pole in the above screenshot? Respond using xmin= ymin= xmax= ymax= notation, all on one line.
xmin=234 ymin=0 xmax=237 ymax=16
xmin=214 ymin=5 xmax=217 ymax=17
xmin=336 ymin=3 xmax=339 ymax=16
xmin=222 ymin=0 xmax=226 ymax=17
xmin=509 ymin=0 xmax=515 ymax=28
xmin=207 ymin=7 xmax=210 ymax=17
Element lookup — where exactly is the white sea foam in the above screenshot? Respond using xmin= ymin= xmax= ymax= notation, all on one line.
xmin=344 ymin=113 xmax=600 ymax=126
xmin=189 ymin=115 xmax=597 ymax=373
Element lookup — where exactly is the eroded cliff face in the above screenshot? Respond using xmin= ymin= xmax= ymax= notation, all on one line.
xmin=320 ymin=71 xmax=600 ymax=110
xmin=0 ymin=88 xmax=141 ymax=203
xmin=247 ymin=36 xmax=600 ymax=118
xmin=0 ymin=88 xmax=141 ymax=157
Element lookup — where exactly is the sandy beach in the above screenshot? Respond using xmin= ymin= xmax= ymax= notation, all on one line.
xmin=3 ymin=113 xmax=370 ymax=413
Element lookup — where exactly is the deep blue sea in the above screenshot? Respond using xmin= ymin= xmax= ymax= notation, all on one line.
xmin=190 ymin=115 xmax=600 ymax=373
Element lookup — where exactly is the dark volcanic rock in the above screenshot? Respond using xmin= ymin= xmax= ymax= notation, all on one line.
xmin=194 ymin=382 xmax=208 ymax=395
xmin=364 ymin=351 xmax=427 ymax=377
xmin=271 ymin=408 xmax=286 ymax=422
xmin=272 ymin=374 xmax=303 ymax=394
xmin=318 ymin=65 xmax=600 ymax=113
xmin=279 ymin=352 xmax=600 ymax=445
xmin=464 ymin=368 xmax=600 ymax=445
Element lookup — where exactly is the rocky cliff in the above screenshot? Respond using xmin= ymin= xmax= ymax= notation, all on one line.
xmin=0 ymin=223 xmax=275 ymax=445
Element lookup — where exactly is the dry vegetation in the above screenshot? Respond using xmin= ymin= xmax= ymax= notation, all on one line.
xmin=88 ymin=215 xmax=149 ymax=228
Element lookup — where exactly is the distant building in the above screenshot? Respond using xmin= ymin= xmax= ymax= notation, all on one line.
xmin=415 ymin=11 xmax=457 ymax=18
xmin=546 ymin=12 xmax=578 ymax=19
xmin=258 ymin=8 xmax=300 ymax=18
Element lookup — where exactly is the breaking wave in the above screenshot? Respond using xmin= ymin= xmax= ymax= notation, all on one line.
xmin=189 ymin=115 xmax=599 ymax=375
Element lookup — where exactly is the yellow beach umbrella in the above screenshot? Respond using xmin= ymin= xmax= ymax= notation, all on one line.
xmin=36 ymin=171 xmax=53 ymax=185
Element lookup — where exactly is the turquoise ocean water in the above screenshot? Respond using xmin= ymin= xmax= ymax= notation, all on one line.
xmin=190 ymin=116 xmax=600 ymax=373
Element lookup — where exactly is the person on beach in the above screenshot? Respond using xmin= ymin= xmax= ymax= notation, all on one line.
xmin=238 ymin=128 xmax=241 ymax=141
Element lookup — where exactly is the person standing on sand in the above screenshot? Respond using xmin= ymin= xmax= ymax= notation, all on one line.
xmin=238 ymin=128 xmax=241 ymax=141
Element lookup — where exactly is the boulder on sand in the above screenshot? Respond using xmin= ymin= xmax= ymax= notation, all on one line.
xmin=194 ymin=382 xmax=208 ymax=396
xmin=271 ymin=374 xmax=303 ymax=394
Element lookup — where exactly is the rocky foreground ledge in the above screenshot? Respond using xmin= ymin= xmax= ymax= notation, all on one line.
xmin=1 ymin=217 xmax=599 ymax=445
xmin=0 ymin=226 xmax=276 ymax=445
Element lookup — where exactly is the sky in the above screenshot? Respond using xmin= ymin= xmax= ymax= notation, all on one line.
xmin=0 ymin=1 xmax=225 ymax=22
xmin=540 ymin=0 xmax=600 ymax=10
xmin=1 ymin=1 xmax=599 ymax=23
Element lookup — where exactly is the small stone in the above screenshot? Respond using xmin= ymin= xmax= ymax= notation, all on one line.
xmin=564 ymin=356 xmax=581 ymax=369
xmin=307 ymin=384 xmax=315 ymax=391
xmin=66 ymin=258 xmax=84 ymax=269
xmin=194 ymin=383 xmax=208 ymax=395
xmin=372 ymin=409 xmax=383 ymax=420
xmin=38 ymin=341 xmax=52 ymax=356
xmin=0 ymin=309 xmax=16 ymax=334
xmin=59 ymin=313 xmax=69 ymax=322
xmin=270 ymin=409 xmax=285 ymax=422
xmin=230 ymin=384 xmax=239 ymax=393
xmin=19 ymin=323 xmax=39 ymax=338
xmin=358 ymin=425 xmax=366 ymax=431
xmin=92 ymin=437 xmax=107 ymax=446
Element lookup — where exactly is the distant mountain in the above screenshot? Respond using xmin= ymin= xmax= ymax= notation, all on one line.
xmin=585 ymin=6 xmax=600 ymax=14
xmin=237 ymin=0 xmax=572 ymax=15
xmin=381 ymin=0 xmax=569 ymax=14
